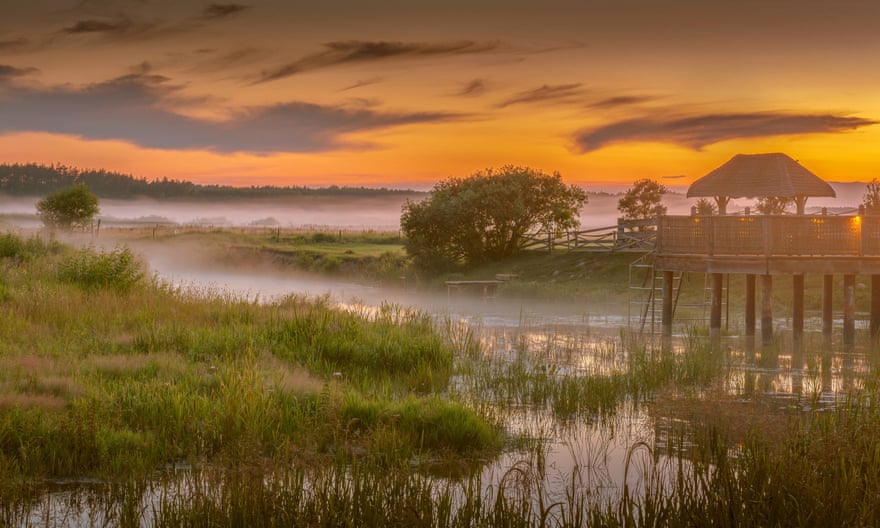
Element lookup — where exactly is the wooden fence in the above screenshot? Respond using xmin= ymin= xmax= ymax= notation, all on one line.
xmin=522 ymin=218 xmax=657 ymax=253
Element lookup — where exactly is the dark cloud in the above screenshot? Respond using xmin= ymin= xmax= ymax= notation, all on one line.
xmin=0 ymin=64 xmax=39 ymax=80
xmin=63 ymin=16 xmax=137 ymax=34
xmin=0 ymin=71 xmax=459 ymax=153
xmin=574 ymin=112 xmax=878 ymax=152
xmin=254 ymin=40 xmax=501 ymax=84
xmin=588 ymin=95 xmax=655 ymax=108
xmin=189 ymin=47 xmax=268 ymax=74
xmin=340 ymin=77 xmax=384 ymax=91
xmin=60 ymin=5 xmax=249 ymax=42
xmin=453 ymin=79 xmax=488 ymax=97
xmin=201 ymin=4 xmax=250 ymax=20
xmin=498 ymin=83 xmax=584 ymax=108
xmin=0 ymin=38 xmax=29 ymax=52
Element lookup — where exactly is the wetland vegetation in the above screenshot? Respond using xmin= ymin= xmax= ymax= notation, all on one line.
xmin=3 ymin=231 xmax=880 ymax=526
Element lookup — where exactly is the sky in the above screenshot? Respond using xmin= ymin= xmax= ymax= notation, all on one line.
xmin=1 ymin=0 xmax=879 ymax=190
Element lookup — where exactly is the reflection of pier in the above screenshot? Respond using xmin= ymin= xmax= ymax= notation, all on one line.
xmin=656 ymin=153 xmax=875 ymax=345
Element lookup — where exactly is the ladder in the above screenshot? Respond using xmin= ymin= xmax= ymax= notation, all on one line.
xmin=628 ymin=255 xmax=719 ymax=333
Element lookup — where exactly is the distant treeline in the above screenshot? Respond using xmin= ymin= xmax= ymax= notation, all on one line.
xmin=0 ymin=163 xmax=422 ymax=200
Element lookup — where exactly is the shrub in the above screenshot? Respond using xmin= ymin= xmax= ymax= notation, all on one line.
xmin=57 ymin=246 xmax=144 ymax=292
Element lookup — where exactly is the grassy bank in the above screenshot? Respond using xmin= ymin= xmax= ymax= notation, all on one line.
xmin=0 ymin=233 xmax=499 ymax=486
xmin=7 ymin=231 xmax=880 ymax=526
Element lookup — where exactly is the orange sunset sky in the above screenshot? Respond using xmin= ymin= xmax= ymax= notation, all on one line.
xmin=1 ymin=0 xmax=878 ymax=190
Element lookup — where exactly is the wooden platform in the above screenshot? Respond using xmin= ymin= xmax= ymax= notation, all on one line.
xmin=445 ymin=280 xmax=505 ymax=298
xmin=653 ymin=213 xmax=880 ymax=344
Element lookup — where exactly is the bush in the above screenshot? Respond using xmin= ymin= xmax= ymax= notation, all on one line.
xmin=0 ymin=233 xmax=55 ymax=261
xmin=57 ymin=246 xmax=144 ymax=292
xmin=36 ymin=184 xmax=100 ymax=230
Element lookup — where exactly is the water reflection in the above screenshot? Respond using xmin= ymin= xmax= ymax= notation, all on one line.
xmin=15 ymin=262 xmax=880 ymax=526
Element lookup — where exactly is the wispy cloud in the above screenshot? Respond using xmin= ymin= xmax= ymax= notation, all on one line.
xmin=453 ymin=78 xmax=488 ymax=97
xmin=587 ymin=95 xmax=656 ymax=108
xmin=574 ymin=112 xmax=878 ymax=152
xmin=340 ymin=77 xmax=384 ymax=91
xmin=200 ymin=4 xmax=250 ymax=20
xmin=0 ymin=37 xmax=30 ymax=52
xmin=497 ymin=83 xmax=584 ymax=108
xmin=59 ymin=4 xmax=251 ymax=42
xmin=188 ymin=47 xmax=269 ymax=74
xmin=0 ymin=69 xmax=460 ymax=153
xmin=254 ymin=40 xmax=501 ymax=84
xmin=0 ymin=64 xmax=39 ymax=81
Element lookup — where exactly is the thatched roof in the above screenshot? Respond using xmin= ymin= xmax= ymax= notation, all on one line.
xmin=687 ymin=153 xmax=836 ymax=199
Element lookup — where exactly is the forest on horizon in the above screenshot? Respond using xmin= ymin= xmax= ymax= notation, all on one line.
xmin=0 ymin=163 xmax=425 ymax=200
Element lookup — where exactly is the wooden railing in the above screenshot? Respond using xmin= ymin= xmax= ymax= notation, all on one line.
xmin=522 ymin=218 xmax=657 ymax=253
xmin=657 ymin=215 xmax=880 ymax=256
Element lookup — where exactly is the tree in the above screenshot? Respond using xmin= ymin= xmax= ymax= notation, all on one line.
xmin=36 ymin=184 xmax=100 ymax=229
xmin=862 ymin=179 xmax=880 ymax=214
xmin=755 ymin=196 xmax=792 ymax=215
xmin=694 ymin=198 xmax=717 ymax=215
xmin=400 ymin=166 xmax=587 ymax=272
xmin=617 ymin=179 xmax=667 ymax=224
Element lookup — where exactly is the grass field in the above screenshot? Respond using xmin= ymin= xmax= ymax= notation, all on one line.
xmin=5 ymin=230 xmax=880 ymax=526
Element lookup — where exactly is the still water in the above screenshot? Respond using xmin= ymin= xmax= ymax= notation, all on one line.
xmin=20 ymin=258 xmax=880 ymax=526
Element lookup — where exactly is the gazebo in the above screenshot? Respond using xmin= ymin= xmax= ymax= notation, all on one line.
xmin=686 ymin=153 xmax=836 ymax=215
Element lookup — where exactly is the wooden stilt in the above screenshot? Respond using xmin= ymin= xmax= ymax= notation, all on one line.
xmin=710 ymin=273 xmax=723 ymax=338
xmin=661 ymin=271 xmax=673 ymax=338
xmin=823 ymin=275 xmax=833 ymax=338
xmin=793 ymin=274 xmax=804 ymax=341
xmin=745 ymin=274 xmax=756 ymax=337
xmin=761 ymin=274 xmax=773 ymax=344
xmin=844 ymin=274 xmax=856 ymax=345
xmin=872 ymin=275 xmax=880 ymax=340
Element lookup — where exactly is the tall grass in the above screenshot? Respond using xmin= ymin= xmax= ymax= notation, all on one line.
xmin=0 ymin=233 xmax=499 ymax=488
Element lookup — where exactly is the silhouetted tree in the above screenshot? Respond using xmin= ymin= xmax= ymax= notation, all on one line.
xmin=694 ymin=198 xmax=717 ymax=215
xmin=755 ymin=197 xmax=792 ymax=215
xmin=36 ymin=184 xmax=100 ymax=230
xmin=618 ymin=179 xmax=667 ymax=224
xmin=401 ymin=166 xmax=587 ymax=272
xmin=862 ymin=179 xmax=880 ymax=214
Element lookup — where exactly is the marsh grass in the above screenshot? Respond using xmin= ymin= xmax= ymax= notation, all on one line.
xmin=7 ymin=232 xmax=880 ymax=526
xmin=0 ymin=234 xmax=499 ymax=496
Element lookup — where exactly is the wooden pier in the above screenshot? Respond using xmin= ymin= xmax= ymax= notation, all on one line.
xmin=654 ymin=213 xmax=880 ymax=344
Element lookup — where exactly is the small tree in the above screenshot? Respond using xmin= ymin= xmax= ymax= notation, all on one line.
xmin=401 ymin=166 xmax=587 ymax=272
xmin=755 ymin=196 xmax=792 ymax=215
xmin=618 ymin=179 xmax=667 ymax=225
xmin=862 ymin=179 xmax=880 ymax=214
xmin=36 ymin=184 xmax=100 ymax=230
xmin=694 ymin=198 xmax=717 ymax=215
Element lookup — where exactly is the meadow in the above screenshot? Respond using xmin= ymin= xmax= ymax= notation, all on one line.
xmin=3 ymin=231 xmax=880 ymax=526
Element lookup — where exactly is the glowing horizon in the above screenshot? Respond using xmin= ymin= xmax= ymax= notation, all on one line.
xmin=1 ymin=1 xmax=878 ymax=189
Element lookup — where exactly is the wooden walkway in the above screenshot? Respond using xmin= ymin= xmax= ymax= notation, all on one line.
xmin=653 ymin=213 xmax=880 ymax=345
xmin=521 ymin=219 xmax=656 ymax=253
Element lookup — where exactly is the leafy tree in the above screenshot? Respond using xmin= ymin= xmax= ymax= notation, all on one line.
xmin=862 ymin=179 xmax=880 ymax=214
xmin=617 ymin=179 xmax=667 ymax=223
xmin=36 ymin=184 xmax=100 ymax=230
xmin=400 ymin=166 xmax=587 ymax=272
xmin=694 ymin=198 xmax=717 ymax=215
xmin=755 ymin=196 xmax=792 ymax=215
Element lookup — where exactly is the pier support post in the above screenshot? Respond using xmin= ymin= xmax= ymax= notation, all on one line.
xmin=761 ymin=274 xmax=773 ymax=345
xmin=844 ymin=274 xmax=856 ymax=346
xmin=872 ymin=275 xmax=880 ymax=340
xmin=745 ymin=274 xmax=756 ymax=337
xmin=823 ymin=275 xmax=833 ymax=339
xmin=661 ymin=271 xmax=673 ymax=338
xmin=793 ymin=274 xmax=804 ymax=342
xmin=710 ymin=273 xmax=723 ymax=339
